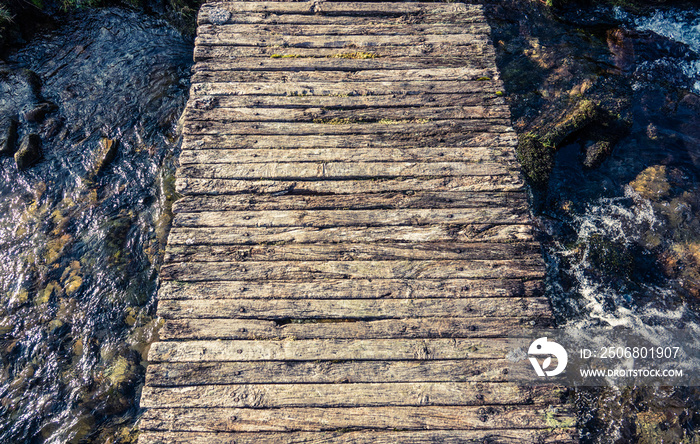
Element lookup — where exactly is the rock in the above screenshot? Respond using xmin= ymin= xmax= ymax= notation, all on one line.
xmin=22 ymin=102 xmax=56 ymax=123
xmin=516 ymin=132 xmax=554 ymax=189
xmin=583 ymin=140 xmax=612 ymax=168
xmin=15 ymin=133 xmax=42 ymax=169
xmin=88 ymin=138 xmax=118 ymax=178
xmin=0 ymin=117 xmax=17 ymax=155
xmin=629 ymin=165 xmax=671 ymax=201
xmin=544 ymin=99 xmax=603 ymax=147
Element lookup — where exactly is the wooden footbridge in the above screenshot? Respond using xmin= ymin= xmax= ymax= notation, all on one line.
xmin=139 ymin=1 xmax=578 ymax=442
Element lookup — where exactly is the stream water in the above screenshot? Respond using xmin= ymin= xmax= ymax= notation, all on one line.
xmin=0 ymin=8 xmax=191 ymax=443
xmin=0 ymin=2 xmax=698 ymax=443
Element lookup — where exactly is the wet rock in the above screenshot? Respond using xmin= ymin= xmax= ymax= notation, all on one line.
xmin=629 ymin=165 xmax=671 ymax=201
xmin=15 ymin=133 xmax=42 ymax=169
xmin=516 ymin=132 xmax=554 ymax=189
xmin=0 ymin=117 xmax=17 ymax=155
xmin=87 ymin=138 xmax=118 ymax=178
xmin=543 ymin=99 xmax=604 ymax=147
xmin=22 ymin=102 xmax=56 ymax=123
xmin=583 ymin=140 xmax=613 ymax=169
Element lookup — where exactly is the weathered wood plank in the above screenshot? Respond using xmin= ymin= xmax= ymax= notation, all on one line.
xmin=178 ymin=148 xmax=516 ymax=166
xmin=194 ymin=45 xmax=494 ymax=60
xmin=185 ymin=121 xmax=510 ymax=137
xmin=191 ymin=80 xmax=503 ymax=97
xmin=193 ymin=57 xmax=495 ymax=72
xmin=198 ymin=7 xmax=485 ymax=26
xmin=167 ymin=224 xmax=535 ymax=246
xmin=172 ymin=208 xmax=529 ymax=228
xmin=171 ymin=192 xmax=526 ymax=213
xmin=184 ymin=104 xmax=509 ymax=122
xmin=164 ymin=241 xmax=540 ymax=262
xmin=145 ymin=358 xmax=527 ymax=386
xmin=157 ymin=297 xmax=550 ymax=320
xmin=175 ymin=176 xmax=526 ymax=195
xmin=148 ymin=338 xmax=519 ymax=362
xmin=186 ymin=93 xmax=505 ymax=111
xmin=182 ymin=132 xmax=518 ymax=150
xmin=161 ymin=259 xmax=545 ymax=282
xmin=158 ymin=317 xmax=551 ymax=341
xmin=195 ymin=33 xmax=490 ymax=48
xmin=157 ymin=279 xmax=544 ymax=300
xmin=139 ymin=429 xmax=578 ymax=444
xmin=140 ymin=405 xmax=573 ymax=433
xmin=200 ymin=2 xmax=476 ymax=16
xmin=140 ymin=382 xmax=557 ymax=408
xmin=197 ymin=23 xmax=490 ymax=37
xmin=177 ymin=161 xmax=512 ymax=180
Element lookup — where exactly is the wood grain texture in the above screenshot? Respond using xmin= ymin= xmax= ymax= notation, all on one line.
xmin=157 ymin=279 xmax=545 ymax=300
xmin=167 ymin=224 xmax=536 ymax=246
xmin=181 ymin=132 xmax=518 ymax=150
xmin=156 ymin=297 xmax=551 ymax=320
xmin=158 ymin=318 xmax=551 ymax=341
xmin=145 ymin=358 xmax=527 ymax=385
xmin=140 ymin=405 xmax=573 ymax=432
xmin=140 ymin=429 xmax=578 ymax=444
xmin=140 ymin=382 xmax=559 ymax=409
xmin=164 ymin=241 xmax=539 ymax=262
xmin=171 ymin=192 xmax=527 ymax=212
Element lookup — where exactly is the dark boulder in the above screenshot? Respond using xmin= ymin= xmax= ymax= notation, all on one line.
xmin=15 ymin=133 xmax=42 ymax=169
xmin=0 ymin=117 xmax=17 ymax=155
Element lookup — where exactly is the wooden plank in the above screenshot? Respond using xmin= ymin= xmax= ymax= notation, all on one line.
xmin=141 ymin=382 xmax=557 ymax=409
xmin=145 ymin=357 xmax=529 ymax=385
xmin=140 ymin=405 xmax=573 ymax=432
xmin=164 ymin=241 xmax=540 ymax=262
xmin=175 ymin=176 xmax=526 ymax=195
xmin=157 ymin=297 xmax=550 ymax=320
xmin=167 ymin=224 xmax=535 ymax=246
xmin=184 ymin=121 xmax=510 ymax=137
xmin=178 ymin=147 xmax=516 ymax=165
xmin=193 ymin=57 xmax=495 ymax=72
xmin=172 ymin=208 xmax=529 ymax=228
xmin=184 ymin=104 xmax=509 ymax=121
xmin=182 ymin=132 xmax=518 ymax=150
xmin=157 ymin=279 xmax=545 ymax=300
xmin=177 ymin=162 xmax=511 ymax=180
xmin=171 ymin=192 xmax=526 ymax=212
xmin=197 ymin=11 xmax=486 ymax=27
xmin=190 ymin=81 xmax=503 ymax=97
xmin=199 ymin=2 xmax=475 ymax=16
xmin=158 ymin=317 xmax=552 ymax=341
xmin=148 ymin=338 xmax=520 ymax=362
xmin=186 ymin=92 xmax=505 ymax=111
xmin=198 ymin=8 xmax=485 ymax=26
xmin=160 ymin=259 xmax=545 ymax=282
xmin=194 ymin=45 xmax=494 ymax=60
xmin=197 ymin=23 xmax=490 ymax=37
xmin=140 ymin=429 xmax=578 ymax=444
xmin=195 ymin=33 xmax=489 ymax=48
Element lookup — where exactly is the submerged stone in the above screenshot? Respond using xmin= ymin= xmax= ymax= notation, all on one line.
xmin=0 ymin=117 xmax=17 ymax=155
xmin=15 ymin=133 xmax=42 ymax=169
xmin=22 ymin=102 xmax=56 ymax=123
xmin=87 ymin=138 xmax=118 ymax=178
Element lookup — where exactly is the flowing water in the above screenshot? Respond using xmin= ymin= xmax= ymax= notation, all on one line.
xmin=0 ymin=2 xmax=699 ymax=443
xmin=0 ymin=8 xmax=191 ymax=443
xmin=499 ymin=4 xmax=700 ymax=442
